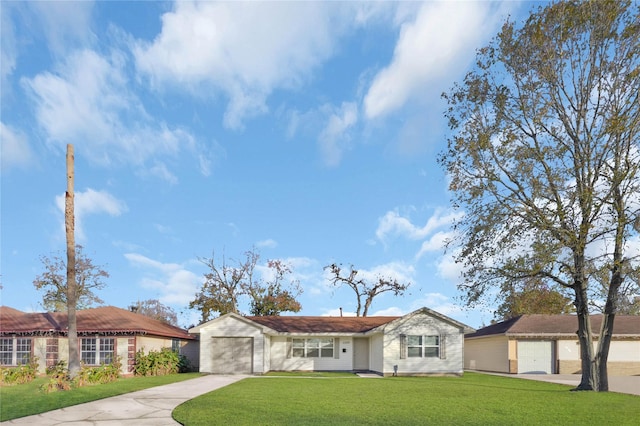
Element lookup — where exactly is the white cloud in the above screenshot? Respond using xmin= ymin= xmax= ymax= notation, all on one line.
xmin=256 ymin=239 xmax=278 ymax=249
xmin=0 ymin=122 xmax=33 ymax=171
xmin=26 ymin=1 xmax=95 ymax=56
xmin=1 ymin=4 xmax=17 ymax=85
xmin=376 ymin=208 xmax=463 ymax=243
xmin=22 ymin=49 xmax=203 ymax=182
xmin=133 ymin=1 xmax=349 ymax=129
xmin=124 ymin=253 xmax=201 ymax=306
xmin=364 ymin=1 xmax=503 ymax=119
xmin=55 ymin=188 xmax=127 ymax=241
xmin=318 ymin=102 xmax=359 ymax=167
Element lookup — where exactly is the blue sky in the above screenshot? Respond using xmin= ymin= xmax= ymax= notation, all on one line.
xmin=1 ymin=1 xmax=530 ymax=328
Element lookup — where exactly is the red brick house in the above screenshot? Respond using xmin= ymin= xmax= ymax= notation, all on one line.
xmin=0 ymin=306 xmax=198 ymax=374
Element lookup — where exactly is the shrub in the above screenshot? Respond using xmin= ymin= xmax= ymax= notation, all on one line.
xmin=74 ymin=358 xmax=122 ymax=387
xmin=41 ymin=361 xmax=71 ymax=393
xmin=0 ymin=357 xmax=39 ymax=386
xmin=134 ymin=348 xmax=188 ymax=376
xmin=41 ymin=358 xmax=122 ymax=393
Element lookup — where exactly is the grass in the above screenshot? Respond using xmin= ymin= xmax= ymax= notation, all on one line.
xmin=173 ymin=372 xmax=640 ymax=426
xmin=0 ymin=372 xmax=201 ymax=422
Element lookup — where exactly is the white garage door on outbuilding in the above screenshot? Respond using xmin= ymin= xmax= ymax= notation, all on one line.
xmin=210 ymin=337 xmax=253 ymax=374
xmin=517 ymin=341 xmax=554 ymax=374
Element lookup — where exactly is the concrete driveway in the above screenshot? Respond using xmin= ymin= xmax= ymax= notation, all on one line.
xmin=514 ymin=373 xmax=640 ymax=396
xmin=4 ymin=375 xmax=246 ymax=425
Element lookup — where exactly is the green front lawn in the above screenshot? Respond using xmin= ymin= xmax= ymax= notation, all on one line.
xmin=173 ymin=373 xmax=640 ymax=425
xmin=0 ymin=372 xmax=201 ymax=422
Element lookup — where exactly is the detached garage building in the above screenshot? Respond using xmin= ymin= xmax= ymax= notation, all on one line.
xmin=464 ymin=314 xmax=640 ymax=376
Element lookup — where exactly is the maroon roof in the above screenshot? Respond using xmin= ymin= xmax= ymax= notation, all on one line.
xmin=466 ymin=314 xmax=640 ymax=339
xmin=0 ymin=306 xmax=194 ymax=340
xmin=247 ymin=315 xmax=399 ymax=333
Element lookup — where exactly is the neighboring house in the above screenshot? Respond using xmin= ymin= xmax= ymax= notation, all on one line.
xmin=189 ymin=307 xmax=474 ymax=376
xmin=464 ymin=314 xmax=640 ymax=376
xmin=0 ymin=306 xmax=199 ymax=375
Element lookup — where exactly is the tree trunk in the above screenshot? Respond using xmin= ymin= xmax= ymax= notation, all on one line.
xmin=574 ymin=283 xmax=597 ymax=391
xmin=65 ymin=144 xmax=80 ymax=378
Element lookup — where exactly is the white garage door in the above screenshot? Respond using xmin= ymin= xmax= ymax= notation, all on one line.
xmin=517 ymin=341 xmax=554 ymax=374
xmin=210 ymin=337 xmax=253 ymax=374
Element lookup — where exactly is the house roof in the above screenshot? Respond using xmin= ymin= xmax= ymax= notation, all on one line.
xmin=466 ymin=314 xmax=640 ymax=339
xmin=246 ymin=315 xmax=400 ymax=334
xmin=0 ymin=306 xmax=194 ymax=340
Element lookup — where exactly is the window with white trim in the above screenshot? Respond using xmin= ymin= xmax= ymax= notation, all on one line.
xmin=81 ymin=337 xmax=115 ymax=365
xmin=0 ymin=337 xmax=32 ymax=365
xmin=292 ymin=338 xmax=334 ymax=358
xmin=407 ymin=335 xmax=439 ymax=358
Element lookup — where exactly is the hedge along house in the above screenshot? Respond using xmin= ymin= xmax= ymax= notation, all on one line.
xmin=0 ymin=306 xmax=199 ymax=375
xmin=464 ymin=314 xmax=640 ymax=375
xmin=189 ymin=307 xmax=474 ymax=376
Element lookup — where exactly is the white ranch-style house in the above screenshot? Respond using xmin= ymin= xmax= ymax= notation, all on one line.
xmin=189 ymin=307 xmax=474 ymax=376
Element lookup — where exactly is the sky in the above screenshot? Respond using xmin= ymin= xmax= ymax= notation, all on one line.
xmin=1 ymin=1 xmax=532 ymax=329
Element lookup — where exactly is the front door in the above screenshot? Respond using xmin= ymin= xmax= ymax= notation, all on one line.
xmin=353 ymin=338 xmax=369 ymax=371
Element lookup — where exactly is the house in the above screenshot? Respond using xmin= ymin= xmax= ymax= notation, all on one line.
xmin=0 ymin=306 xmax=199 ymax=375
xmin=464 ymin=314 xmax=640 ymax=375
xmin=189 ymin=307 xmax=474 ymax=376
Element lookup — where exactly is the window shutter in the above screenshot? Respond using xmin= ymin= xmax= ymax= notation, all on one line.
xmin=440 ymin=334 xmax=446 ymax=359
xmin=399 ymin=334 xmax=407 ymax=359
xmin=286 ymin=338 xmax=292 ymax=359
xmin=334 ymin=338 xmax=340 ymax=359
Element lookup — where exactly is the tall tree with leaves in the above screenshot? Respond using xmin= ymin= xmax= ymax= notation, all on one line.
xmin=248 ymin=260 xmax=302 ymax=316
xmin=495 ymin=278 xmax=574 ymax=321
xmin=440 ymin=1 xmax=639 ymax=391
xmin=129 ymin=299 xmax=179 ymax=326
xmin=33 ymin=245 xmax=109 ymax=312
xmin=190 ymin=248 xmax=303 ymax=322
xmin=324 ymin=263 xmax=410 ymax=317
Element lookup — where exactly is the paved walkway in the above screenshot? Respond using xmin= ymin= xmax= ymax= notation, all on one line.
xmin=3 ymin=375 xmax=246 ymax=425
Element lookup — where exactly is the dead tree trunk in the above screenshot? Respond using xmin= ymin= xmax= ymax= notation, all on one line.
xmin=65 ymin=144 xmax=80 ymax=378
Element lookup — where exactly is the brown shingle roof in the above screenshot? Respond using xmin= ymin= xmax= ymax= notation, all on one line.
xmin=0 ymin=306 xmax=194 ymax=340
xmin=246 ymin=315 xmax=399 ymax=333
xmin=466 ymin=314 xmax=640 ymax=339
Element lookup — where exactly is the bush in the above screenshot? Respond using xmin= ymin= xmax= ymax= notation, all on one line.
xmin=41 ymin=361 xmax=71 ymax=393
xmin=74 ymin=358 xmax=122 ymax=387
xmin=134 ymin=348 xmax=188 ymax=376
xmin=41 ymin=358 xmax=122 ymax=393
xmin=0 ymin=357 xmax=39 ymax=386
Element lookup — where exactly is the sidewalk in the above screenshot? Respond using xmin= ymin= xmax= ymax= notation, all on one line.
xmin=3 ymin=375 xmax=246 ymax=425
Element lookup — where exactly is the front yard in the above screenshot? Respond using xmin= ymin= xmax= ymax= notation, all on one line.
xmin=173 ymin=372 xmax=640 ymax=425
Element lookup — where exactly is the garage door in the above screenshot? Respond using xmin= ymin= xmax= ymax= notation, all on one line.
xmin=210 ymin=337 xmax=253 ymax=374
xmin=517 ymin=341 xmax=554 ymax=374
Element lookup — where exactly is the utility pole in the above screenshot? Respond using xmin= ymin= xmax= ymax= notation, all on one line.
xmin=65 ymin=144 xmax=80 ymax=378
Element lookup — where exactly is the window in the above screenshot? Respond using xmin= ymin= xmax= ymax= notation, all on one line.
xmin=172 ymin=339 xmax=180 ymax=353
xmin=81 ymin=337 xmax=115 ymax=365
xmin=407 ymin=335 xmax=439 ymax=358
xmin=0 ymin=338 xmax=13 ymax=365
xmin=16 ymin=339 xmax=31 ymax=365
xmin=291 ymin=338 xmax=334 ymax=358
xmin=0 ymin=337 xmax=32 ymax=365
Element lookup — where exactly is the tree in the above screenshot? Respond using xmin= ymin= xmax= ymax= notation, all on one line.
xmin=130 ymin=299 xmax=179 ymax=326
xmin=324 ymin=263 xmax=410 ymax=317
xmin=248 ymin=260 xmax=302 ymax=316
xmin=33 ymin=245 xmax=109 ymax=312
xmin=190 ymin=248 xmax=303 ymax=322
xmin=495 ymin=278 xmax=574 ymax=321
xmin=65 ymin=144 xmax=80 ymax=378
xmin=440 ymin=1 xmax=639 ymax=391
